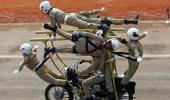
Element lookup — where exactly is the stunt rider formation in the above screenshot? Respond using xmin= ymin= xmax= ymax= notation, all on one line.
xmin=13 ymin=1 xmax=148 ymax=100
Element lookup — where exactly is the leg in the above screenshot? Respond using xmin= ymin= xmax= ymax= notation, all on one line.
xmin=82 ymin=75 xmax=104 ymax=96
xmin=79 ymin=7 xmax=105 ymax=17
xmin=78 ymin=56 xmax=100 ymax=75
xmin=36 ymin=67 xmax=67 ymax=86
xmin=65 ymin=14 xmax=99 ymax=29
xmin=37 ymin=73 xmax=67 ymax=86
xmin=47 ymin=68 xmax=65 ymax=79
xmin=121 ymin=60 xmax=139 ymax=85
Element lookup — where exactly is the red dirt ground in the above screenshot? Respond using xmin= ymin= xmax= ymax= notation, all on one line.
xmin=0 ymin=0 xmax=170 ymax=23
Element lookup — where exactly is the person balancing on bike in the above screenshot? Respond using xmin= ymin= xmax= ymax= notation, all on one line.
xmin=118 ymin=28 xmax=148 ymax=98
xmin=43 ymin=23 xmax=122 ymax=99
xmin=39 ymin=1 xmax=139 ymax=38
xmin=13 ymin=43 xmax=67 ymax=87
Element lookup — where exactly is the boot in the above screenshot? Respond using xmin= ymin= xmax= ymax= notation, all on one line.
xmin=64 ymin=83 xmax=74 ymax=100
xmin=101 ymin=18 xmax=112 ymax=27
xmin=124 ymin=82 xmax=136 ymax=100
xmin=43 ymin=23 xmax=57 ymax=32
xmin=124 ymin=19 xmax=138 ymax=25
xmin=124 ymin=14 xmax=140 ymax=25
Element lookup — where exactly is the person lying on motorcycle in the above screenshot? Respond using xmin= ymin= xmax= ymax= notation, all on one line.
xmin=39 ymin=1 xmax=139 ymax=39
xmin=13 ymin=43 xmax=67 ymax=87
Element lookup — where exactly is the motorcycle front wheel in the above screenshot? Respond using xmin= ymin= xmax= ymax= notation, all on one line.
xmin=45 ymin=84 xmax=73 ymax=100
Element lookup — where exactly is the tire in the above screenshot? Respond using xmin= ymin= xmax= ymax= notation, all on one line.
xmin=45 ymin=84 xmax=73 ymax=100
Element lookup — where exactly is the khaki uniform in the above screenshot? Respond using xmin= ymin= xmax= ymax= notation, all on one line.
xmin=121 ymin=40 xmax=143 ymax=85
xmin=49 ymin=8 xmax=99 ymax=29
xmin=18 ymin=52 xmax=66 ymax=86
xmin=78 ymin=8 xmax=104 ymax=17
xmin=48 ymin=8 xmax=129 ymax=30
xmin=111 ymin=18 xmax=127 ymax=25
xmin=104 ymin=52 xmax=116 ymax=92
xmin=53 ymin=29 xmax=105 ymax=96
xmin=55 ymin=28 xmax=103 ymax=56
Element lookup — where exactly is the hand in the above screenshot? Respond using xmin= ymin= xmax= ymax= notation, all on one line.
xmin=13 ymin=69 xmax=20 ymax=74
xmin=96 ymin=70 xmax=104 ymax=77
xmin=96 ymin=30 xmax=103 ymax=38
xmin=49 ymin=35 xmax=56 ymax=41
xmin=33 ymin=45 xmax=39 ymax=49
xmin=100 ymin=7 xmax=106 ymax=12
xmin=137 ymin=57 xmax=142 ymax=62
xmin=143 ymin=31 xmax=149 ymax=36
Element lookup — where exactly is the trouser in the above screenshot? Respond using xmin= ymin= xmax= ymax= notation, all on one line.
xmin=80 ymin=55 xmax=105 ymax=96
xmin=78 ymin=8 xmax=103 ymax=17
xmin=105 ymin=59 xmax=116 ymax=92
xmin=64 ymin=13 xmax=99 ymax=29
xmin=82 ymin=75 xmax=104 ymax=96
xmin=121 ymin=60 xmax=139 ymax=85
xmin=36 ymin=65 xmax=67 ymax=86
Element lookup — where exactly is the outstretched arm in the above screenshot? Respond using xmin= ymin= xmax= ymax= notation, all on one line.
xmin=138 ymin=31 xmax=148 ymax=40
xmin=43 ymin=23 xmax=72 ymax=40
xmin=13 ymin=59 xmax=25 ymax=74
xmin=79 ymin=7 xmax=106 ymax=17
xmin=80 ymin=31 xmax=102 ymax=40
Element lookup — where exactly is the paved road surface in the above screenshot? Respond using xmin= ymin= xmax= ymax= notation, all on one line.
xmin=0 ymin=22 xmax=170 ymax=100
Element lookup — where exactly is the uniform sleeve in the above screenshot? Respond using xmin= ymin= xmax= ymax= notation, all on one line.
xmin=55 ymin=28 xmax=72 ymax=40
xmin=17 ymin=57 xmax=28 ymax=71
xmin=138 ymin=33 xmax=146 ymax=40
xmin=80 ymin=32 xmax=101 ymax=40
xmin=49 ymin=13 xmax=57 ymax=26
xmin=117 ymin=37 xmax=128 ymax=45
xmin=111 ymin=18 xmax=125 ymax=25
xmin=49 ymin=14 xmax=57 ymax=36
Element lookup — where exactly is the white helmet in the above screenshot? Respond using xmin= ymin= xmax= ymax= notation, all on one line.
xmin=127 ymin=28 xmax=140 ymax=40
xmin=20 ymin=43 xmax=32 ymax=55
xmin=110 ymin=38 xmax=120 ymax=51
xmin=39 ymin=1 xmax=52 ymax=14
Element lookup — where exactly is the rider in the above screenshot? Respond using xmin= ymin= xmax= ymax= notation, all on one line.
xmin=43 ymin=23 xmax=122 ymax=99
xmin=13 ymin=43 xmax=67 ymax=87
xmin=39 ymin=1 xmax=139 ymax=37
xmin=118 ymin=28 xmax=148 ymax=95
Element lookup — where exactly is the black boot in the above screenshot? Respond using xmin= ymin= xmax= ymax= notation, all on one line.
xmin=133 ymin=14 xmax=140 ymax=20
xmin=124 ymin=14 xmax=140 ymax=25
xmin=124 ymin=82 xmax=136 ymax=100
xmin=43 ymin=23 xmax=57 ymax=32
xmin=124 ymin=19 xmax=138 ymax=25
xmin=101 ymin=18 xmax=112 ymax=27
xmin=64 ymin=83 xmax=74 ymax=100
xmin=97 ymin=25 xmax=109 ymax=37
